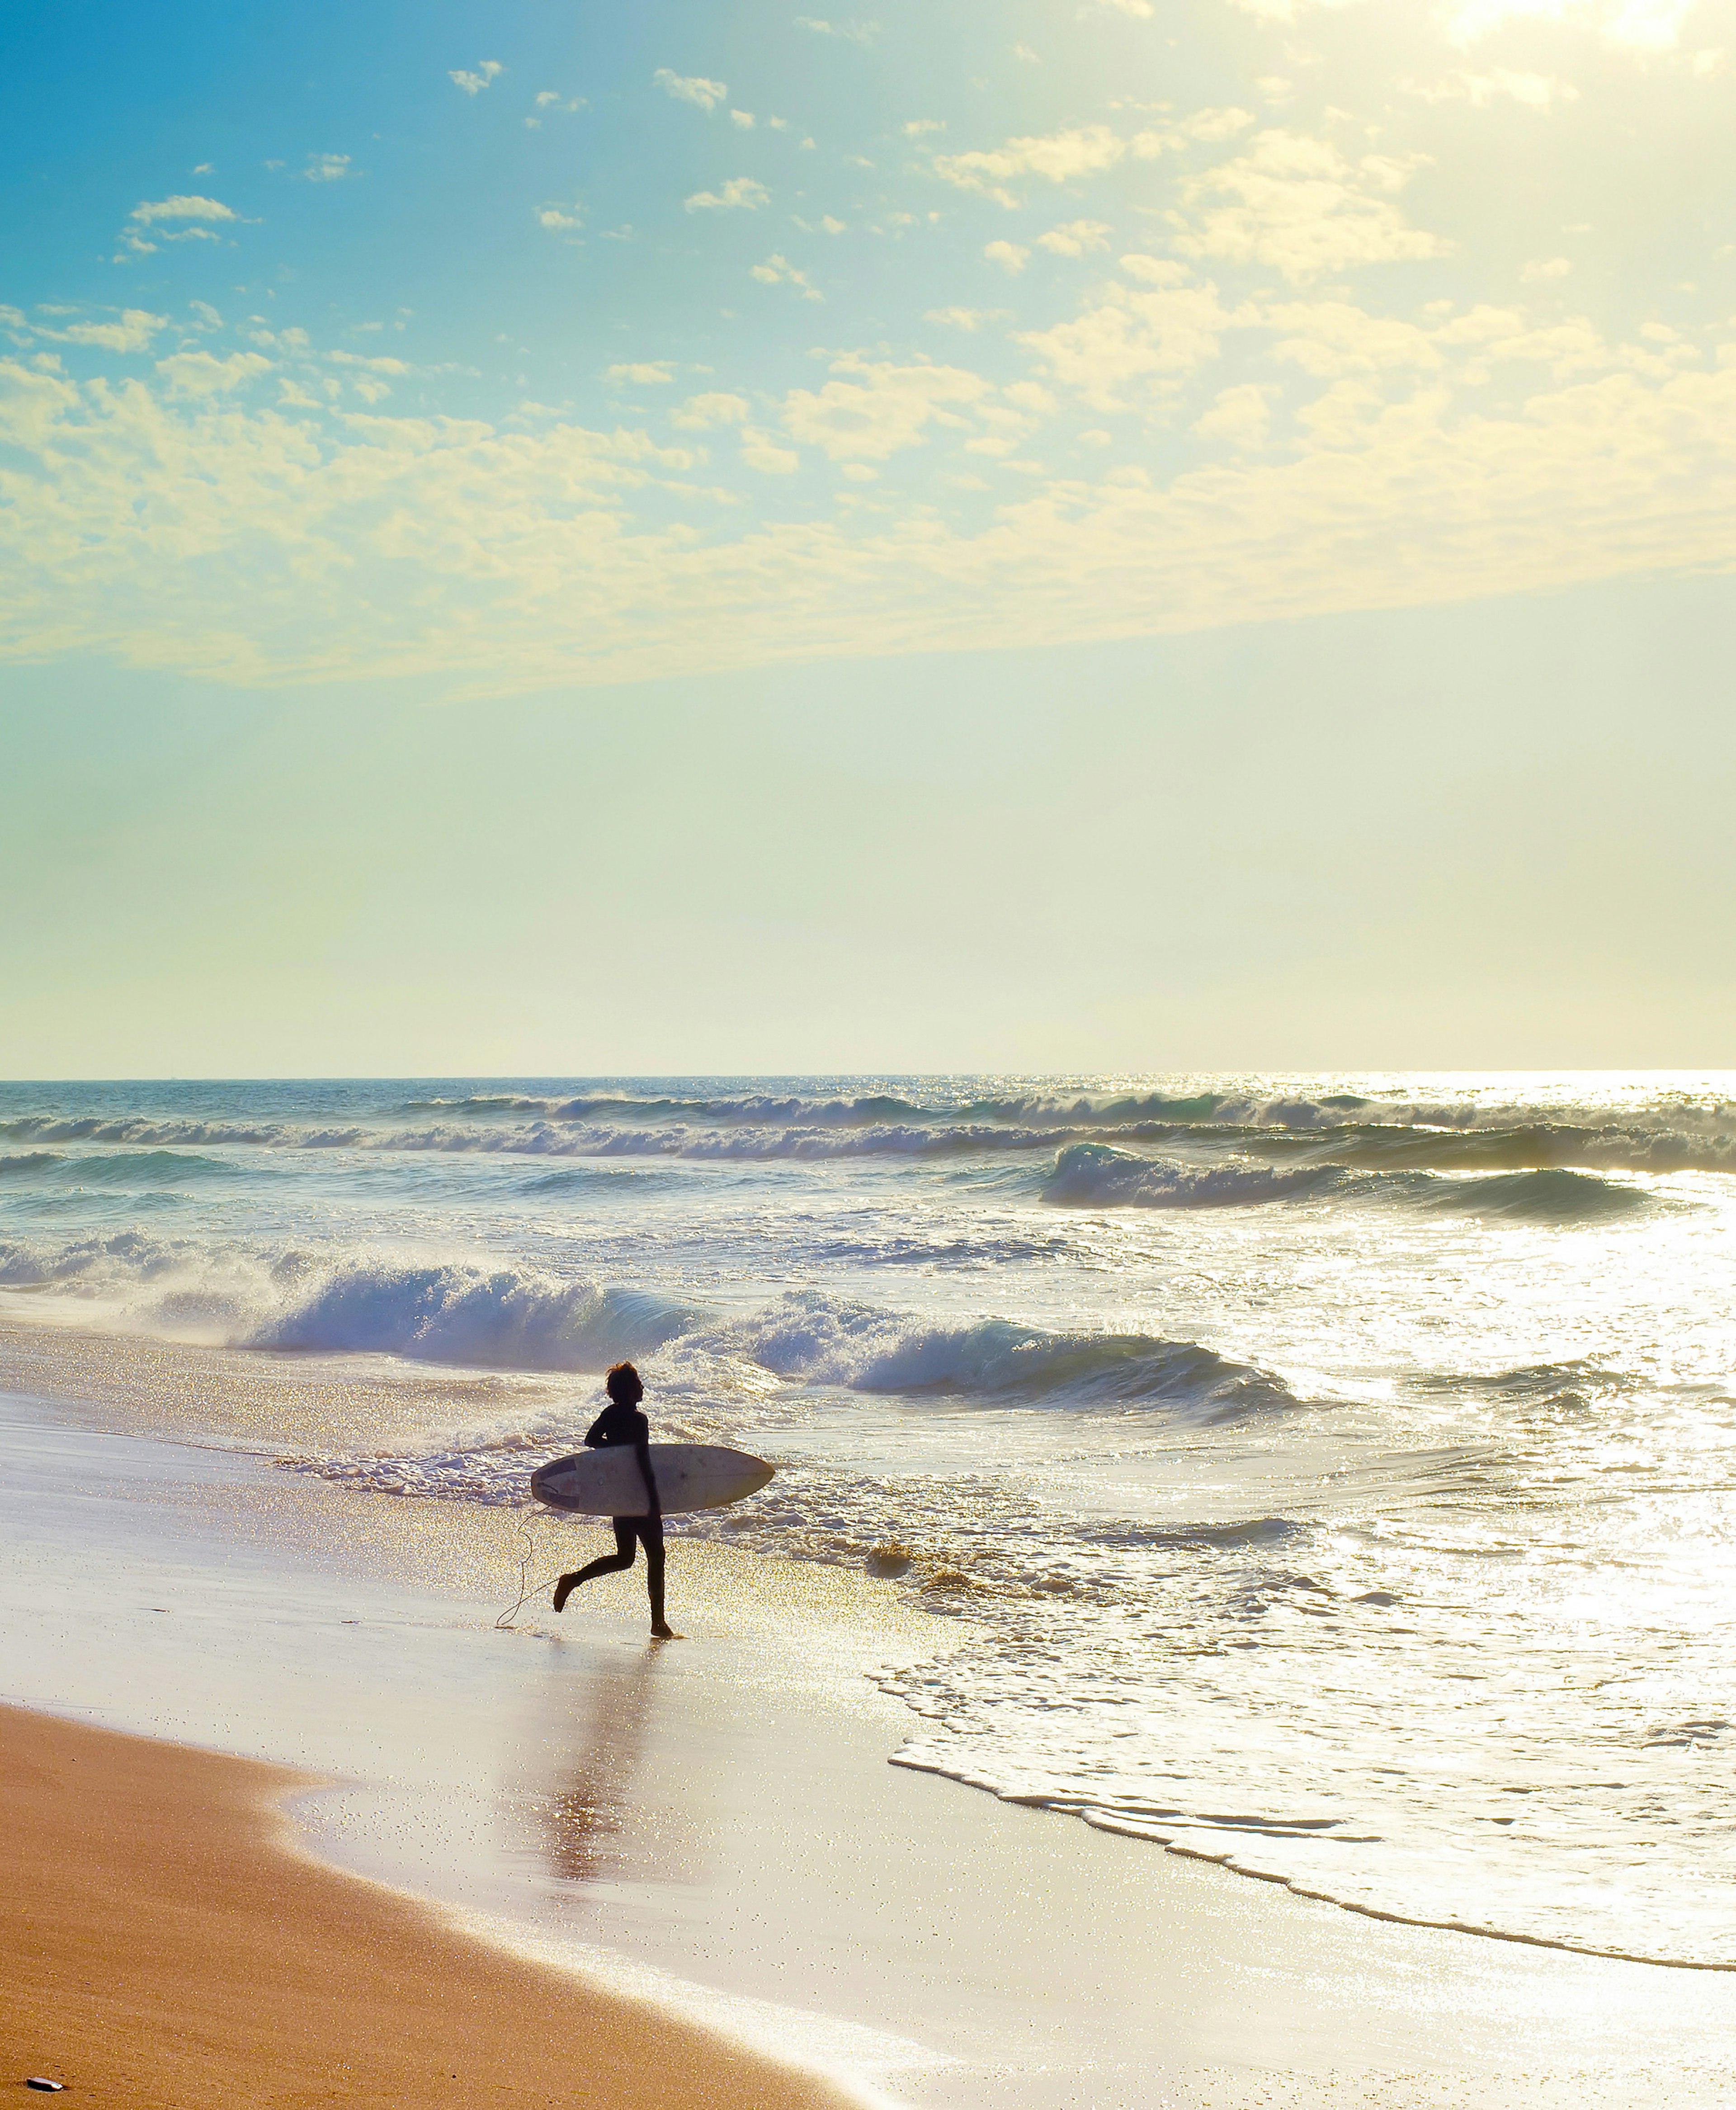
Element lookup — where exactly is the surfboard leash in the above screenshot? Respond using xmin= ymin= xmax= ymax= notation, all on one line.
xmin=493 ymin=1515 xmax=568 ymax=1630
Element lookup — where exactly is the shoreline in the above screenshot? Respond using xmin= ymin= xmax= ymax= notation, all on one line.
xmin=7 ymin=1331 xmax=1736 ymax=2106
xmin=0 ymin=1701 xmax=864 ymax=2110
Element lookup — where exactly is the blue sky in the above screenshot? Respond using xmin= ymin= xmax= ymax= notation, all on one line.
xmin=2 ymin=0 xmax=1734 ymax=1071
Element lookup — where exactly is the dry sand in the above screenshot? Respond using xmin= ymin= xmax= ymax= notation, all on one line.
xmin=0 ymin=1700 xmax=855 ymax=2110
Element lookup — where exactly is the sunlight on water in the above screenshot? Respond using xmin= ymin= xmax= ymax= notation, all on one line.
xmin=0 ymin=1070 xmax=1731 ymax=1964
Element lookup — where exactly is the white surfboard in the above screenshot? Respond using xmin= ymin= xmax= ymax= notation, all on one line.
xmin=530 ymin=1443 xmax=774 ymax=1517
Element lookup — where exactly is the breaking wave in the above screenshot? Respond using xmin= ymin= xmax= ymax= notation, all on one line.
xmin=705 ymin=1290 xmax=1302 ymax=1419
xmin=0 ymin=1225 xmax=1300 ymax=1421
xmin=246 ymin=1266 xmax=699 ymax=1370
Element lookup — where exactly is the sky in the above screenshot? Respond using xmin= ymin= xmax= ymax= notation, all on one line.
xmin=2 ymin=0 xmax=1733 ymax=1075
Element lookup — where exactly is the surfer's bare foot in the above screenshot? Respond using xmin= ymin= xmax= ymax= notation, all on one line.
xmin=552 ymin=1573 xmax=578 ymax=1613
xmin=651 ymin=1621 xmax=683 ymax=1640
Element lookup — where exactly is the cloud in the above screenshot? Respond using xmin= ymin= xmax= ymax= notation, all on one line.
xmin=1185 ymin=107 xmax=1258 ymax=142
xmin=1522 ymin=255 xmax=1573 ymax=281
xmin=1019 ymin=268 xmax=1232 ymax=409
xmin=5 ymin=314 xmax=1736 ymax=694
xmin=39 ymin=309 xmax=166 ymax=353
xmin=984 ymin=240 xmax=1030 ymax=274
xmin=302 ymin=153 xmax=352 ymax=182
xmin=685 ymin=177 xmax=770 ymax=211
xmin=905 ymin=119 xmax=946 ymax=136
xmin=925 ymin=306 xmax=1010 ymax=330
xmin=449 ymin=61 xmax=503 ymax=95
xmin=794 ymin=17 xmax=881 ymax=44
xmin=154 ymin=349 xmax=273 ymax=395
xmin=933 ymin=124 xmax=1145 ymax=207
xmin=732 ymin=109 xmax=756 ymax=127
xmin=1098 ymin=0 xmax=1153 ymax=14
xmin=1401 ymin=68 xmax=1579 ymax=108
xmin=1038 ymin=220 xmax=1113 ymax=257
xmin=740 ymin=425 xmax=801 ymax=472
xmin=1194 ymin=382 xmax=1277 ymax=446
xmin=130 ymin=194 xmax=237 ymax=226
xmin=606 ymin=363 xmax=675 ymax=386
xmin=1171 ymin=131 xmax=1446 ymax=283
xmin=1245 ymin=0 xmax=1697 ymax=44
xmin=782 ymin=354 xmax=990 ymax=460
xmin=1444 ymin=0 xmax=1695 ymax=48
xmin=655 ymin=70 xmax=728 ymax=110
xmin=672 ymin=391 xmax=751 ymax=428
xmin=750 ymin=253 xmax=823 ymax=299
xmin=537 ymin=204 xmax=583 ymax=231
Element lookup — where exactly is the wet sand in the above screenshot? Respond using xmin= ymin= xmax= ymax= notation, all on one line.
xmin=0 ymin=1700 xmax=856 ymax=2110
xmin=5 ymin=1342 xmax=1736 ymax=2109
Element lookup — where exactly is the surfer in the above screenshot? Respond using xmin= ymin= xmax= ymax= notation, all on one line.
xmin=552 ymin=1362 xmax=678 ymax=1638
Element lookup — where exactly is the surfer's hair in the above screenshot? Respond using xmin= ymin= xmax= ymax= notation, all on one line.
xmin=605 ymin=1361 xmax=642 ymax=1404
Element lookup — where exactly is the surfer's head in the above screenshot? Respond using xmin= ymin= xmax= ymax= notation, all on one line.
xmin=605 ymin=1361 xmax=644 ymax=1407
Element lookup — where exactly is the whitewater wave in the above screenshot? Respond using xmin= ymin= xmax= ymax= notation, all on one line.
xmin=0 ymin=1231 xmax=1300 ymax=1421
xmin=700 ymin=1289 xmax=1302 ymax=1419
xmin=246 ymin=1266 xmax=699 ymax=1370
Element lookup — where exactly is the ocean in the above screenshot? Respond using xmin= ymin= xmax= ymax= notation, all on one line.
xmin=1 ymin=1072 xmax=1731 ymax=1970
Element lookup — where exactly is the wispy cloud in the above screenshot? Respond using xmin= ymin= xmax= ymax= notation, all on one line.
xmin=1038 ymin=220 xmax=1113 ymax=256
xmin=685 ymin=177 xmax=770 ymax=211
xmin=449 ymin=61 xmax=503 ymax=95
xmin=154 ymin=349 xmax=273 ymax=395
xmin=672 ymin=391 xmax=751 ymax=429
xmin=131 ymin=194 xmax=237 ymax=226
xmin=302 ymin=153 xmax=353 ymax=182
xmin=924 ymin=306 xmax=1010 ymax=330
xmin=1401 ymin=68 xmax=1579 ymax=109
xmin=934 ymin=125 xmax=1157 ymax=207
xmin=783 ymin=354 xmax=989 ymax=459
xmin=794 ymin=17 xmax=881 ymax=44
xmin=655 ymin=69 xmax=728 ymax=111
xmin=740 ymin=425 xmax=801 ymax=472
xmin=750 ymin=253 xmax=822 ymax=298
xmin=36 ymin=307 xmax=166 ymax=353
xmin=1170 ymin=132 xmax=1446 ymax=283
xmin=605 ymin=362 xmax=676 ymax=385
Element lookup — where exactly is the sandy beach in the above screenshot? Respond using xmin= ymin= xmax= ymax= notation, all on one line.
xmin=0 ymin=1702 xmax=855 ymax=2110
xmin=5 ymin=1326 xmax=1736 ymax=2108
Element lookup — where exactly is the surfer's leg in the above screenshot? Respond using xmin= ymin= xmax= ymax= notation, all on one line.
xmin=641 ymin=1519 xmax=675 ymax=1637
xmin=552 ymin=1519 xmax=637 ymax=1612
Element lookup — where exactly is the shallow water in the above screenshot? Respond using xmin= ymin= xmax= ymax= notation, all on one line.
xmin=1 ymin=1070 xmax=1731 ymax=1965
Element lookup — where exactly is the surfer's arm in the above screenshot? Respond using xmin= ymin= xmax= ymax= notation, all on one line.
xmin=634 ymin=1439 xmax=661 ymax=1519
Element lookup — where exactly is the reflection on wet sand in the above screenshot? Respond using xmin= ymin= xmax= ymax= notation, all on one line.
xmin=533 ymin=1644 xmax=707 ymax=1889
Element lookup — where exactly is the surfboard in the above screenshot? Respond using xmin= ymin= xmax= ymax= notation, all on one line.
xmin=530 ymin=1443 xmax=774 ymax=1517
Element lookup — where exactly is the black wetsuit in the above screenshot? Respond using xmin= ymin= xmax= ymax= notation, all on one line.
xmin=564 ymin=1401 xmax=665 ymax=1626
